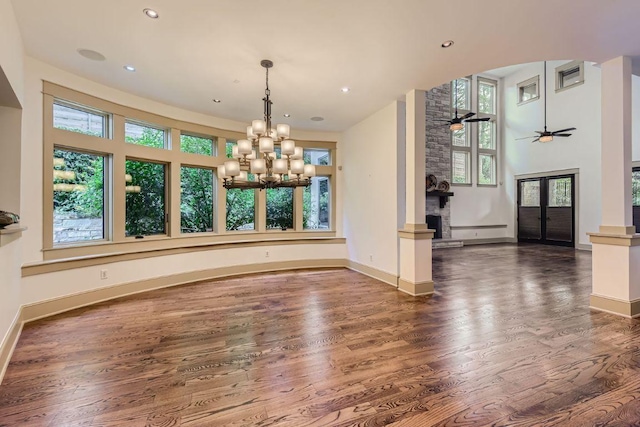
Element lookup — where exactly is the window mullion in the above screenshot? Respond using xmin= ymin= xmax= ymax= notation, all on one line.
xmin=112 ymin=114 xmax=127 ymax=242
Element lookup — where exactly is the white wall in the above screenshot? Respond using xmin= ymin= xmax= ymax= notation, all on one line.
xmin=502 ymin=61 xmax=602 ymax=246
xmin=449 ymin=73 xmax=509 ymax=241
xmin=0 ymin=0 xmax=24 ymax=105
xmin=0 ymin=0 xmax=23 ymax=363
xmin=342 ymin=101 xmax=403 ymax=279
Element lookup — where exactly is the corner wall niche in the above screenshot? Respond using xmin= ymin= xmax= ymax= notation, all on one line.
xmin=425 ymin=83 xmax=452 ymax=239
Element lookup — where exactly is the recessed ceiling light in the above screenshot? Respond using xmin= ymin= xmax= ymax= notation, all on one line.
xmin=123 ymin=65 xmax=136 ymax=72
xmin=441 ymin=40 xmax=454 ymax=48
xmin=341 ymin=87 xmax=350 ymax=93
xmin=77 ymin=49 xmax=106 ymax=61
xmin=143 ymin=8 xmax=159 ymax=19
xmin=310 ymin=116 xmax=324 ymax=122
xmin=283 ymin=113 xmax=291 ymax=118
xmin=212 ymin=99 xmax=221 ymax=103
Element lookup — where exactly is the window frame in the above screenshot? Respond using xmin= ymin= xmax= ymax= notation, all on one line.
xmin=517 ymin=75 xmax=540 ymax=106
xmin=42 ymin=81 xmax=337 ymax=260
xmin=555 ymin=61 xmax=585 ymax=93
xmin=476 ymin=77 xmax=498 ymax=187
xmin=451 ymin=77 xmax=473 ymax=186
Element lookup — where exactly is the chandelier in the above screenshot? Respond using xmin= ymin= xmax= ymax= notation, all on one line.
xmin=218 ymin=59 xmax=316 ymax=190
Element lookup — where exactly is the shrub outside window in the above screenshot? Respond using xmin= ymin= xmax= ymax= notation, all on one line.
xmin=53 ymin=149 xmax=105 ymax=245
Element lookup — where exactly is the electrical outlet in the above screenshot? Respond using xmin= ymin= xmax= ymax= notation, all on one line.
xmin=100 ymin=269 xmax=108 ymax=280
xmin=265 ymin=251 xmax=269 ymax=258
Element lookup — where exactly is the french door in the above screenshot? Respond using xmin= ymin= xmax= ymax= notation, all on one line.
xmin=517 ymin=174 xmax=575 ymax=247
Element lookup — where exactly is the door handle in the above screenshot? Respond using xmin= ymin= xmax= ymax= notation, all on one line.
xmin=546 ymin=217 xmax=551 ymax=220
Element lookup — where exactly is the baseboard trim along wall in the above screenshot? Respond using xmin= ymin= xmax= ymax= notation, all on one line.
xmin=398 ymin=279 xmax=434 ymax=296
xmin=0 ymin=309 xmax=23 ymax=384
xmin=21 ymin=259 xmax=349 ymax=323
xmin=461 ymin=237 xmax=514 ymax=246
xmin=590 ymin=294 xmax=640 ymax=319
xmin=346 ymin=260 xmax=398 ymax=287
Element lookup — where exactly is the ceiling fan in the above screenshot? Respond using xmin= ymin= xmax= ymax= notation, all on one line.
xmin=517 ymin=61 xmax=576 ymax=143
xmin=440 ymin=79 xmax=490 ymax=131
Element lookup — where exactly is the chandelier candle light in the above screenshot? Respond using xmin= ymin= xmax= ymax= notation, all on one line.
xmin=219 ymin=60 xmax=316 ymax=190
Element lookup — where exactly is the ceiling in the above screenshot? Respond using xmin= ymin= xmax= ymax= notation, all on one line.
xmin=11 ymin=0 xmax=640 ymax=132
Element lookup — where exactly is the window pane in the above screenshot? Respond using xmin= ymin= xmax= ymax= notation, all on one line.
xmin=266 ymin=187 xmax=293 ymax=230
xmin=53 ymin=103 xmax=106 ymax=137
xmin=561 ymin=67 xmax=581 ymax=88
xmin=452 ymin=151 xmax=470 ymax=184
xmin=226 ymin=188 xmax=255 ymax=231
xmin=520 ymin=83 xmax=537 ymax=102
xmin=226 ymin=140 xmax=236 ymax=158
xmin=633 ymin=171 xmax=640 ymax=206
xmin=521 ymin=181 xmax=540 ymax=207
xmin=479 ymin=154 xmax=495 ymax=185
xmin=181 ymin=134 xmax=215 ymax=156
xmin=125 ymin=160 xmax=166 ymax=236
xmin=53 ymin=149 xmax=104 ymax=244
xmin=452 ymin=128 xmax=469 ymax=147
xmin=548 ymin=178 xmax=572 ymax=207
xmin=125 ymin=122 xmax=165 ymax=148
xmin=478 ymin=81 xmax=496 ymax=114
xmin=452 ymin=78 xmax=470 ymax=111
xmin=304 ymin=177 xmax=330 ymax=230
xmin=181 ymin=166 xmax=214 ymax=233
xmin=304 ymin=149 xmax=331 ymax=165
xmin=478 ymin=121 xmax=495 ymax=150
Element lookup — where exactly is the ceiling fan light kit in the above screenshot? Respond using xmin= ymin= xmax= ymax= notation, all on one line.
xmin=443 ymin=79 xmax=490 ymax=131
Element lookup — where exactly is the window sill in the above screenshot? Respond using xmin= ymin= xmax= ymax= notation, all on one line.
xmin=0 ymin=225 xmax=27 ymax=247
xmin=31 ymin=232 xmax=342 ymax=275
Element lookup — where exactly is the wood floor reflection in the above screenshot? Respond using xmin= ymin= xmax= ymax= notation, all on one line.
xmin=3 ymin=243 xmax=640 ymax=426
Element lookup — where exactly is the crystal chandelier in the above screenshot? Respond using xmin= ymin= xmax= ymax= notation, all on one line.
xmin=218 ymin=60 xmax=316 ymax=190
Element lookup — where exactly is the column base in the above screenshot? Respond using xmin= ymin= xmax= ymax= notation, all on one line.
xmin=590 ymin=294 xmax=640 ymax=318
xmin=398 ymin=279 xmax=434 ymax=296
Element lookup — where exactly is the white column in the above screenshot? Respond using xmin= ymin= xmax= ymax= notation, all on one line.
xmin=600 ymin=56 xmax=634 ymax=234
xmin=398 ymin=89 xmax=434 ymax=296
xmin=589 ymin=56 xmax=640 ymax=318
xmin=405 ymin=90 xmax=427 ymax=227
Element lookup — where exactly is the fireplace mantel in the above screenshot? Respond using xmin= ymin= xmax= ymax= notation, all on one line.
xmin=426 ymin=191 xmax=454 ymax=208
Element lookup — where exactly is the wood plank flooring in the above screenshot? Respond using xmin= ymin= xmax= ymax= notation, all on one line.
xmin=2 ymin=243 xmax=640 ymax=426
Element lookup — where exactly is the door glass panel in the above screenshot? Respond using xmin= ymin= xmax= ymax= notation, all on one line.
xmin=520 ymin=181 xmax=540 ymax=206
xmin=548 ymin=178 xmax=571 ymax=207
xmin=633 ymin=170 xmax=640 ymax=206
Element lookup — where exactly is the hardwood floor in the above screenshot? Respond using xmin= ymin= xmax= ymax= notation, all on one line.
xmin=2 ymin=243 xmax=640 ymax=426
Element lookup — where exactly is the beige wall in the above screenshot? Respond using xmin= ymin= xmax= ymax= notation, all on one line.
xmin=0 ymin=0 xmax=24 ymax=369
xmin=0 ymin=0 xmax=24 ymax=105
xmin=342 ymin=100 xmax=403 ymax=278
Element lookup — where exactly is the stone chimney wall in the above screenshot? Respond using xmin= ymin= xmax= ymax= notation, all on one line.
xmin=425 ymin=83 xmax=452 ymax=239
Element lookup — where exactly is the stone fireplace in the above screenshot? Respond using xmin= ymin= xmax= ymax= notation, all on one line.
xmin=425 ymin=83 xmax=452 ymax=239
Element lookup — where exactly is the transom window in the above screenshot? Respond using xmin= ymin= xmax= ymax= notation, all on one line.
xmin=555 ymin=61 xmax=584 ymax=92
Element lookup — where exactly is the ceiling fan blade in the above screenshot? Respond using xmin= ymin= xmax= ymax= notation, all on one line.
xmin=534 ymin=130 xmax=544 ymax=134
xmin=551 ymin=127 xmax=576 ymax=134
xmin=554 ymin=133 xmax=572 ymax=137
xmin=531 ymin=137 xmax=541 ymax=143
xmin=461 ymin=112 xmax=475 ymax=119
xmin=464 ymin=117 xmax=490 ymax=123
xmin=516 ymin=136 xmax=537 ymax=140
